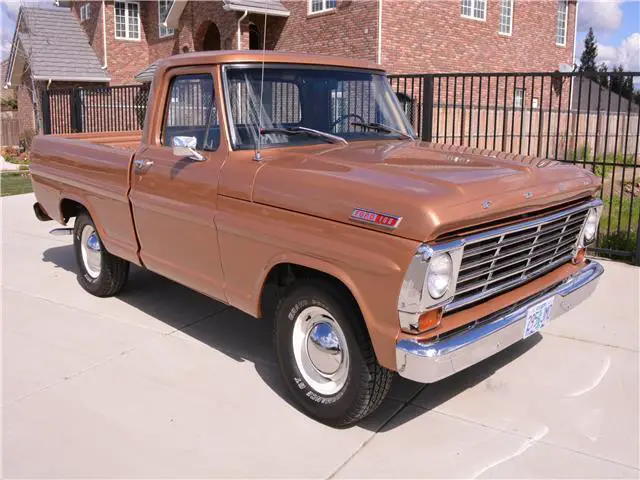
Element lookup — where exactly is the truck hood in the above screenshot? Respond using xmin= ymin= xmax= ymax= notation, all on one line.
xmin=252 ymin=140 xmax=601 ymax=242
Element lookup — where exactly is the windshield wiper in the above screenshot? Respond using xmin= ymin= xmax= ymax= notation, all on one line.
xmin=351 ymin=122 xmax=416 ymax=140
xmin=260 ymin=127 xmax=348 ymax=145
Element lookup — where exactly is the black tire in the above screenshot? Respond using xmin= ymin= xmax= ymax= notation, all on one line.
xmin=73 ymin=211 xmax=129 ymax=297
xmin=274 ymin=279 xmax=393 ymax=427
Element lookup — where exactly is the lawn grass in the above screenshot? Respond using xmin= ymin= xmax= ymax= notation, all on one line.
xmin=1 ymin=172 xmax=33 ymax=197
xmin=569 ymin=145 xmax=636 ymax=177
xmin=598 ymin=193 xmax=639 ymax=255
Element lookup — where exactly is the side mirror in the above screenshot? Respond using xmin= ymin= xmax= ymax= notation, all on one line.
xmin=172 ymin=136 xmax=205 ymax=161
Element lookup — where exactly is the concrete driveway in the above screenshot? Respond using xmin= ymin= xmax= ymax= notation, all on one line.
xmin=2 ymin=193 xmax=639 ymax=479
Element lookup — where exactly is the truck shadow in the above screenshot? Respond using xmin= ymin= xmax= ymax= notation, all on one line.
xmin=43 ymin=244 xmax=541 ymax=432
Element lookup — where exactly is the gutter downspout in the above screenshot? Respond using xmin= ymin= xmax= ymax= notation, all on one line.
xmin=237 ymin=10 xmax=248 ymax=50
xmin=569 ymin=0 xmax=579 ymax=112
xmin=101 ymin=0 xmax=108 ymax=70
xmin=571 ymin=0 xmax=579 ymax=68
xmin=377 ymin=0 xmax=382 ymax=64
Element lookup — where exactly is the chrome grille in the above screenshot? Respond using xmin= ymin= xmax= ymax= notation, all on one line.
xmin=447 ymin=204 xmax=590 ymax=311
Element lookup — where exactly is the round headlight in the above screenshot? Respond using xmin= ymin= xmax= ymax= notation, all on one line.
xmin=582 ymin=209 xmax=599 ymax=244
xmin=427 ymin=253 xmax=453 ymax=299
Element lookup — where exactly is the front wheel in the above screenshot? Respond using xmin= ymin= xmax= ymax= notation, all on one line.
xmin=73 ymin=211 xmax=129 ymax=297
xmin=274 ymin=279 xmax=393 ymax=427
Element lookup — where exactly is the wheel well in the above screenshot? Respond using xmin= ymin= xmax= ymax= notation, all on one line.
xmin=259 ymin=263 xmax=360 ymax=320
xmin=60 ymin=199 xmax=86 ymax=223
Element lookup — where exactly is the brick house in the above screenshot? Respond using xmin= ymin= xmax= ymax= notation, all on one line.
xmin=5 ymin=0 xmax=578 ymax=137
xmin=68 ymin=0 xmax=577 ymax=85
xmin=4 ymin=7 xmax=111 ymax=137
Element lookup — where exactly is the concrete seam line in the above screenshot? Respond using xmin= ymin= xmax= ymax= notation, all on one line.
xmin=427 ymin=409 xmax=639 ymax=472
xmin=325 ymin=383 xmax=428 ymax=479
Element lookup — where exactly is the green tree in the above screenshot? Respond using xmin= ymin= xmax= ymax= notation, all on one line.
xmin=579 ymin=28 xmax=599 ymax=72
xmin=609 ymin=65 xmax=624 ymax=94
xmin=597 ymin=63 xmax=609 ymax=88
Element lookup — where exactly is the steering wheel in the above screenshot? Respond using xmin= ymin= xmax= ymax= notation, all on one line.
xmin=330 ymin=113 xmax=366 ymax=132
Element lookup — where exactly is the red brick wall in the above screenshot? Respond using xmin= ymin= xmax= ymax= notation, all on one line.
xmin=16 ymin=71 xmax=36 ymax=135
xmin=382 ymin=0 xmax=576 ymax=74
xmin=144 ymin=1 xmax=240 ymax=61
xmin=269 ymin=0 xmax=378 ymax=62
xmin=145 ymin=0 xmax=180 ymax=62
xmin=70 ymin=0 xmax=577 ymax=85
xmin=74 ymin=1 xmax=155 ymax=85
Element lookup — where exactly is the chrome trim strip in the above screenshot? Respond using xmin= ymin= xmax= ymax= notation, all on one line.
xmin=460 ymin=199 xmax=602 ymax=246
xmin=396 ymin=260 xmax=604 ymax=384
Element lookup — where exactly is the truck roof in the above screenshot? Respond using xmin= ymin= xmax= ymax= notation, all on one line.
xmin=156 ymin=50 xmax=384 ymax=72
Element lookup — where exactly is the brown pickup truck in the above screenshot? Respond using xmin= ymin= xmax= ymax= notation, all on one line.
xmin=31 ymin=51 xmax=604 ymax=427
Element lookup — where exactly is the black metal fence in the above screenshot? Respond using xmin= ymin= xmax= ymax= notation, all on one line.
xmin=40 ymin=72 xmax=640 ymax=262
xmin=42 ymin=84 xmax=150 ymax=135
xmin=390 ymin=71 xmax=640 ymax=263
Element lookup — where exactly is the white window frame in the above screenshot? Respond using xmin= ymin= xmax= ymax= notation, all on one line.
xmin=461 ymin=0 xmax=487 ymax=21
xmin=158 ymin=0 xmax=174 ymax=38
xmin=498 ymin=0 xmax=513 ymax=36
xmin=80 ymin=3 xmax=91 ymax=22
xmin=114 ymin=1 xmax=141 ymax=41
xmin=308 ymin=0 xmax=336 ymax=15
xmin=514 ymin=87 xmax=524 ymax=108
xmin=556 ymin=0 xmax=568 ymax=46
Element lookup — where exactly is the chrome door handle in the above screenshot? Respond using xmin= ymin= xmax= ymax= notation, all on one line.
xmin=133 ymin=158 xmax=154 ymax=172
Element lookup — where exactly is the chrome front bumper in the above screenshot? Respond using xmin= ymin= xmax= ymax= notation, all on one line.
xmin=396 ymin=260 xmax=604 ymax=384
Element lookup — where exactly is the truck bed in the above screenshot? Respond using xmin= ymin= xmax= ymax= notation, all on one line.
xmin=30 ymin=131 xmax=142 ymax=264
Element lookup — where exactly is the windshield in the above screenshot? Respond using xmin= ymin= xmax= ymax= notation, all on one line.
xmin=223 ymin=65 xmax=415 ymax=149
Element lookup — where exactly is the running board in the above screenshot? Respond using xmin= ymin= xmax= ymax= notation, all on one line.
xmin=49 ymin=228 xmax=73 ymax=236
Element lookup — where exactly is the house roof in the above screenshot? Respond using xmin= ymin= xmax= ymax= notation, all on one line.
xmin=164 ymin=0 xmax=289 ymax=28
xmin=4 ymin=7 xmax=110 ymax=87
xmin=135 ymin=62 xmax=159 ymax=83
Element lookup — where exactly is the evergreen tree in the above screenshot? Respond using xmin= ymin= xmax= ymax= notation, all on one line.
xmin=609 ymin=65 xmax=624 ymax=94
xmin=580 ymin=28 xmax=599 ymax=72
xmin=597 ymin=63 xmax=609 ymax=88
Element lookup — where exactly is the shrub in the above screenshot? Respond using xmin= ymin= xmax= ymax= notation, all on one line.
xmin=19 ymin=128 xmax=37 ymax=152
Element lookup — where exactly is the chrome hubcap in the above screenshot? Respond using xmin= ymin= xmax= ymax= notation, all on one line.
xmin=292 ymin=306 xmax=349 ymax=396
xmin=80 ymin=225 xmax=102 ymax=278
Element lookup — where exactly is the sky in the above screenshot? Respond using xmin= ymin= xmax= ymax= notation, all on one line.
xmin=576 ymin=0 xmax=640 ymax=73
xmin=1 ymin=0 xmax=639 ymax=72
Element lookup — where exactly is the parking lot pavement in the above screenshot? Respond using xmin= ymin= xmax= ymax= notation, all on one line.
xmin=2 ymin=193 xmax=639 ymax=478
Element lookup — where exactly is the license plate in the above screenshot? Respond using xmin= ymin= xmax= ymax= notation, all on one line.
xmin=523 ymin=297 xmax=554 ymax=339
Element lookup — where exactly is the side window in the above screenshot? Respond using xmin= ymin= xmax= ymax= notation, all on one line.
xmin=162 ymin=73 xmax=219 ymax=151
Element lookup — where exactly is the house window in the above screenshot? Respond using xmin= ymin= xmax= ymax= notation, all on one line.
xmin=532 ymin=97 xmax=539 ymax=109
xmin=309 ymin=0 xmax=336 ymax=14
xmin=499 ymin=0 xmax=513 ymax=35
xmin=115 ymin=1 xmax=140 ymax=40
xmin=556 ymin=0 xmax=568 ymax=46
xmin=158 ymin=0 xmax=174 ymax=38
xmin=461 ymin=0 xmax=486 ymax=20
xmin=79 ymin=3 xmax=91 ymax=22
xmin=514 ymin=87 xmax=524 ymax=107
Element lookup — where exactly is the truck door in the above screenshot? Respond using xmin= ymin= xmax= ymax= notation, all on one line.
xmin=129 ymin=68 xmax=227 ymax=303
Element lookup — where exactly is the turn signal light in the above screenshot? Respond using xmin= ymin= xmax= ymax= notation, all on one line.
xmin=418 ymin=308 xmax=443 ymax=332
xmin=573 ymin=247 xmax=586 ymax=264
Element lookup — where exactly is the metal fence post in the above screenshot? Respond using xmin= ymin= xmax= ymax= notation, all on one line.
xmin=421 ymin=75 xmax=434 ymax=142
xmin=70 ymin=87 xmax=84 ymax=133
xmin=41 ymin=89 xmax=51 ymax=135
